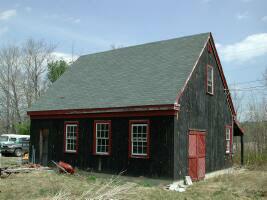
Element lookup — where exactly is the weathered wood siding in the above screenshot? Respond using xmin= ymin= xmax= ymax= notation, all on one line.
xmin=173 ymin=43 xmax=233 ymax=179
xmin=30 ymin=116 xmax=174 ymax=178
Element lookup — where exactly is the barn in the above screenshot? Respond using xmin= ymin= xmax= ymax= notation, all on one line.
xmin=27 ymin=32 xmax=244 ymax=180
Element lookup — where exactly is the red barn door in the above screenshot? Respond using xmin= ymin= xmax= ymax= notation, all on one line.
xmin=188 ymin=130 xmax=206 ymax=181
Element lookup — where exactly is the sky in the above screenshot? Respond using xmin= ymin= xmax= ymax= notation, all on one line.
xmin=0 ymin=0 xmax=266 ymax=118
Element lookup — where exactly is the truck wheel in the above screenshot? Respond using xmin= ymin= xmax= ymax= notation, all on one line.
xmin=14 ymin=149 xmax=22 ymax=157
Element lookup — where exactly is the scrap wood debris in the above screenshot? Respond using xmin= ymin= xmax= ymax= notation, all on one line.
xmin=0 ymin=164 xmax=51 ymax=178
xmin=165 ymin=176 xmax=193 ymax=192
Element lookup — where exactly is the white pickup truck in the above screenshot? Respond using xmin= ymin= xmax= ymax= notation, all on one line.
xmin=0 ymin=134 xmax=30 ymax=157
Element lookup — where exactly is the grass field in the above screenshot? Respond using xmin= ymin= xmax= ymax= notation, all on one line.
xmin=0 ymin=156 xmax=266 ymax=200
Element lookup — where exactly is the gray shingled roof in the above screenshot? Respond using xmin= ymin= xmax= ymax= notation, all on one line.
xmin=29 ymin=33 xmax=209 ymax=112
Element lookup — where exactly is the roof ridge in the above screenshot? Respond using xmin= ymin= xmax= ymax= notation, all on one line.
xmin=78 ymin=32 xmax=210 ymax=59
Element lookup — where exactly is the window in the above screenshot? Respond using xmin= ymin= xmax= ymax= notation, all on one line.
xmin=129 ymin=120 xmax=150 ymax=158
xmin=64 ymin=122 xmax=78 ymax=153
xmin=225 ymin=126 xmax=232 ymax=154
xmin=93 ymin=121 xmax=111 ymax=155
xmin=0 ymin=136 xmax=8 ymax=142
xmin=206 ymin=65 xmax=214 ymax=95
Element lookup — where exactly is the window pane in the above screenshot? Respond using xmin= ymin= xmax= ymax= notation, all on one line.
xmin=133 ymin=126 xmax=137 ymax=133
xmin=226 ymin=141 xmax=230 ymax=153
xmin=208 ymin=85 xmax=212 ymax=93
xmin=226 ymin=128 xmax=231 ymax=140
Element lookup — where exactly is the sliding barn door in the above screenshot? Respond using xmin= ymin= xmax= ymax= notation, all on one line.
xmin=188 ymin=130 xmax=206 ymax=181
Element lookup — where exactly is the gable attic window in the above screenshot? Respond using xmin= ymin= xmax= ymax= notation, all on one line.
xmin=225 ymin=126 xmax=232 ymax=154
xmin=129 ymin=120 xmax=150 ymax=159
xmin=64 ymin=122 xmax=78 ymax=153
xmin=206 ymin=65 xmax=214 ymax=95
xmin=93 ymin=120 xmax=111 ymax=155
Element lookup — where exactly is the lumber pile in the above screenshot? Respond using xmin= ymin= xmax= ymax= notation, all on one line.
xmin=0 ymin=165 xmax=51 ymax=178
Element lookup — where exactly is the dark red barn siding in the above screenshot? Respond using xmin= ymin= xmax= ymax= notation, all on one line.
xmin=30 ymin=116 xmax=174 ymax=178
xmin=173 ymin=41 xmax=233 ymax=180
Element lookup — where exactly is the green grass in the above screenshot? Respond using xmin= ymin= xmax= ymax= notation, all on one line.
xmin=0 ymin=156 xmax=267 ymax=200
xmin=233 ymin=150 xmax=267 ymax=170
xmin=87 ymin=175 xmax=97 ymax=182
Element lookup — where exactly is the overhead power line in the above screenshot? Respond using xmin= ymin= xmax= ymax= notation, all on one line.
xmin=229 ymin=85 xmax=265 ymax=90
xmin=224 ymin=65 xmax=266 ymax=72
xmin=229 ymin=79 xmax=265 ymax=86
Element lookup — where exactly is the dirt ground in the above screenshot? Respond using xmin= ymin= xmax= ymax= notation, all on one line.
xmin=0 ymin=156 xmax=266 ymax=200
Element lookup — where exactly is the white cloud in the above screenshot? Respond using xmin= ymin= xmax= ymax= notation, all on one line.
xmin=236 ymin=12 xmax=249 ymax=20
xmin=44 ymin=14 xmax=81 ymax=24
xmin=0 ymin=27 xmax=8 ymax=36
xmin=215 ymin=43 xmax=221 ymax=48
xmin=0 ymin=9 xmax=17 ymax=20
xmin=25 ymin=6 xmax=32 ymax=12
xmin=216 ymin=33 xmax=267 ymax=63
xmin=52 ymin=52 xmax=79 ymax=63
xmin=261 ymin=16 xmax=267 ymax=22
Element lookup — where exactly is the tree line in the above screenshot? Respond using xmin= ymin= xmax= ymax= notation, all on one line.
xmin=0 ymin=39 xmax=68 ymax=135
xmin=233 ymin=68 xmax=267 ymax=162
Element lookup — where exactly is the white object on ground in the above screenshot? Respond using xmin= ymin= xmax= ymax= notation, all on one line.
xmin=168 ymin=180 xmax=187 ymax=192
xmin=185 ymin=176 xmax=193 ymax=185
xmin=175 ymin=187 xmax=186 ymax=192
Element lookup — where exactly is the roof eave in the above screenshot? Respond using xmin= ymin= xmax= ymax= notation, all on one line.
xmin=27 ymin=104 xmax=180 ymax=119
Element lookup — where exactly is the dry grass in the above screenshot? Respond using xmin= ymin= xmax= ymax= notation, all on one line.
xmin=0 ymin=156 xmax=18 ymax=167
xmin=0 ymin=157 xmax=266 ymax=200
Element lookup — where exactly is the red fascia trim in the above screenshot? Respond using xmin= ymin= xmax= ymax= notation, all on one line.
xmin=64 ymin=121 xmax=79 ymax=154
xmin=206 ymin=64 xmax=214 ymax=95
xmin=27 ymin=104 xmax=175 ymax=116
xmin=207 ymin=43 xmax=212 ymax=53
xmin=209 ymin=34 xmax=236 ymax=116
xmin=234 ymin=119 xmax=245 ymax=135
xmin=93 ymin=120 xmax=112 ymax=156
xmin=225 ymin=125 xmax=232 ymax=155
xmin=175 ymin=36 xmax=210 ymax=104
xmin=188 ymin=129 xmax=206 ymax=133
xmin=128 ymin=120 xmax=150 ymax=159
xmin=29 ymin=110 xmax=177 ymax=119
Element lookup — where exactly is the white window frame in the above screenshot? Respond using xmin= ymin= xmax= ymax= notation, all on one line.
xmin=95 ymin=122 xmax=110 ymax=155
xmin=225 ymin=127 xmax=231 ymax=154
xmin=65 ymin=124 xmax=78 ymax=153
xmin=131 ymin=123 xmax=148 ymax=157
xmin=207 ymin=65 xmax=214 ymax=94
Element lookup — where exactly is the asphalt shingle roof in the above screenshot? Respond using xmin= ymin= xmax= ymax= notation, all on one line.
xmin=29 ymin=33 xmax=209 ymax=112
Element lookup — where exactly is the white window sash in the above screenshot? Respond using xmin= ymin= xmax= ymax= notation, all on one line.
xmin=131 ymin=124 xmax=148 ymax=156
xmin=95 ymin=123 xmax=110 ymax=154
xmin=207 ymin=66 xmax=214 ymax=94
xmin=225 ymin=127 xmax=231 ymax=154
xmin=65 ymin=124 xmax=77 ymax=152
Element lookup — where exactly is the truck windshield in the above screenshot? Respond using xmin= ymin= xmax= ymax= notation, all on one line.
xmin=0 ymin=136 xmax=8 ymax=142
